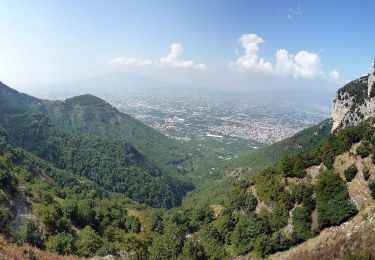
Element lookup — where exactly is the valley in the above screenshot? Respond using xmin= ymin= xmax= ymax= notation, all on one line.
xmin=37 ymin=88 xmax=330 ymax=161
xmin=1 ymin=2 xmax=374 ymax=259
xmin=1 ymin=67 xmax=375 ymax=260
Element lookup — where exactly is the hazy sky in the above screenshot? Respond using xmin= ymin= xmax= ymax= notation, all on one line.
xmin=0 ymin=0 xmax=374 ymax=91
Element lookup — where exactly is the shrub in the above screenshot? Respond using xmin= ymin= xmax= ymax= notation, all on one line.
xmin=181 ymin=238 xmax=207 ymax=260
xmin=146 ymin=210 xmax=163 ymax=234
xmin=280 ymin=156 xmax=294 ymax=177
xmin=231 ymin=213 xmax=269 ymax=254
xmin=344 ymin=164 xmax=358 ymax=182
xmin=254 ymin=231 xmax=293 ymax=257
xmin=262 ymin=202 xmax=289 ymax=232
xmin=290 ymin=183 xmax=313 ymax=205
xmin=189 ymin=205 xmax=215 ymax=233
xmin=292 ymin=206 xmax=311 ymax=241
xmin=317 ymin=200 xmax=357 ymax=229
xmin=368 ymin=180 xmax=375 ymax=199
xmin=0 ymin=169 xmax=11 ymax=186
xmin=46 ymin=232 xmax=76 ymax=255
xmin=0 ymin=190 xmax=11 ymax=231
xmin=96 ymin=242 xmax=116 ymax=256
xmin=33 ymin=203 xmax=61 ymax=232
xmin=123 ymin=215 xmax=141 ymax=233
xmin=356 ymin=142 xmax=370 ymax=158
xmin=255 ymin=167 xmax=285 ymax=202
xmin=280 ymin=155 xmax=305 ymax=178
xmin=226 ymin=180 xmax=257 ymax=213
xmin=363 ymin=166 xmax=370 ymax=181
xmin=292 ymin=155 xmax=306 ymax=178
xmin=75 ymin=226 xmax=103 ymax=257
xmin=254 ymin=234 xmax=271 ymax=257
xmin=15 ymin=219 xmax=43 ymax=248
xmin=315 ymin=171 xmax=357 ymax=229
xmin=149 ymin=225 xmax=185 ymax=260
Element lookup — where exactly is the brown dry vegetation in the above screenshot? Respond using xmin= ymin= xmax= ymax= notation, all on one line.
xmin=269 ymin=203 xmax=375 ymax=260
xmin=0 ymin=236 xmax=78 ymax=260
xmin=334 ymin=151 xmax=372 ymax=210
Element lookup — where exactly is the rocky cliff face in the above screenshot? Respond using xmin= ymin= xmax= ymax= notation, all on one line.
xmin=332 ymin=64 xmax=375 ymax=132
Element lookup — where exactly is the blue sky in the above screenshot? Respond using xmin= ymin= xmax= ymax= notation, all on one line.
xmin=0 ymin=0 xmax=374 ymax=91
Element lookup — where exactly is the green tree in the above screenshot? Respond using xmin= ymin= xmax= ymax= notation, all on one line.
xmin=368 ymin=180 xmax=375 ymax=199
xmin=15 ymin=219 xmax=43 ymax=248
xmin=46 ymin=232 xmax=76 ymax=255
xmin=280 ymin=156 xmax=294 ymax=177
xmin=181 ymin=237 xmax=208 ymax=260
xmin=189 ymin=205 xmax=215 ymax=232
xmin=145 ymin=210 xmax=164 ymax=234
xmin=0 ymin=169 xmax=11 ymax=186
xmin=255 ymin=167 xmax=284 ymax=202
xmin=253 ymin=234 xmax=271 ymax=258
xmin=61 ymin=198 xmax=78 ymax=220
xmin=123 ymin=215 xmax=141 ymax=233
xmin=231 ymin=213 xmax=269 ymax=254
xmin=0 ymin=190 xmax=11 ymax=231
xmin=356 ymin=142 xmax=370 ymax=158
xmin=149 ymin=224 xmax=185 ymax=260
xmin=363 ymin=166 xmax=370 ymax=181
xmin=344 ymin=164 xmax=358 ymax=182
xmin=315 ymin=170 xmax=357 ymax=228
xmin=76 ymin=200 xmax=95 ymax=228
xmin=226 ymin=180 xmax=257 ymax=213
xmin=292 ymin=206 xmax=311 ymax=241
xmin=75 ymin=226 xmax=103 ymax=257
xmin=292 ymin=155 xmax=306 ymax=178
xmin=264 ymin=202 xmax=289 ymax=232
xmin=33 ymin=203 xmax=61 ymax=232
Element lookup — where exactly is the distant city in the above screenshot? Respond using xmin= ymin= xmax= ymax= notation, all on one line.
xmin=104 ymin=93 xmax=330 ymax=158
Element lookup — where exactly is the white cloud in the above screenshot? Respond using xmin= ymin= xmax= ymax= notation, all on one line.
xmin=230 ymin=34 xmax=324 ymax=80
xmin=108 ymin=57 xmax=154 ymax=66
xmin=329 ymin=69 xmax=340 ymax=81
xmin=229 ymin=34 xmax=273 ymax=74
xmin=276 ymin=50 xmax=322 ymax=79
xmin=195 ymin=63 xmax=207 ymax=70
xmin=159 ymin=43 xmax=191 ymax=68
xmin=109 ymin=43 xmax=206 ymax=70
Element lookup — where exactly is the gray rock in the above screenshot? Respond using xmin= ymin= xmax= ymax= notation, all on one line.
xmin=332 ymin=63 xmax=375 ymax=132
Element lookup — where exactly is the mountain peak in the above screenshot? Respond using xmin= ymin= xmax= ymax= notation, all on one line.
xmin=64 ymin=94 xmax=107 ymax=106
xmin=331 ymin=62 xmax=375 ymax=132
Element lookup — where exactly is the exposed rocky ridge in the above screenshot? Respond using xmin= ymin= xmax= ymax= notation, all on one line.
xmin=332 ymin=62 xmax=375 ymax=131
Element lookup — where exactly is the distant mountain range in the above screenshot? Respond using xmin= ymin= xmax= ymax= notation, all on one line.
xmin=20 ymin=73 xmax=334 ymax=109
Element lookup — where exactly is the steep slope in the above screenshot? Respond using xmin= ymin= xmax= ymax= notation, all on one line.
xmin=196 ymin=119 xmax=375 ymax=259
xmin=0 ymin=235 xmax=78 ymax=260
xmin=225 ymin=118 xmax=332 ymax=170
xmin=0 ymin=83 xmax=192 ymax=208
xmin=40 ymin=94 xmax=191 ymax=171
xmin=183 ymin=117 xmax=332 ymax=208
xmin=332 ymin=63 xmax=375 ymax=131
xmin=0 ymin=82 xmax=192 ymax=174
xmin=268 ymin=202 xmax=375 ymax=260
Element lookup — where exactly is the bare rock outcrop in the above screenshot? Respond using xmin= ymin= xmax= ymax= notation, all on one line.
xmin=332 ymin=62 xmax=375 ymax=132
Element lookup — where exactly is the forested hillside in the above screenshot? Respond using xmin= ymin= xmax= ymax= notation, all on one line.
xmin=2 ymin=81 xmax=375 ymax=259
xmin=0 ymin=82 xmax=194 ymax=174
xmin=0 ymin=82 xmax=192 ymax=208
xmin=40 ymin=94 xmax=192 ymax=173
